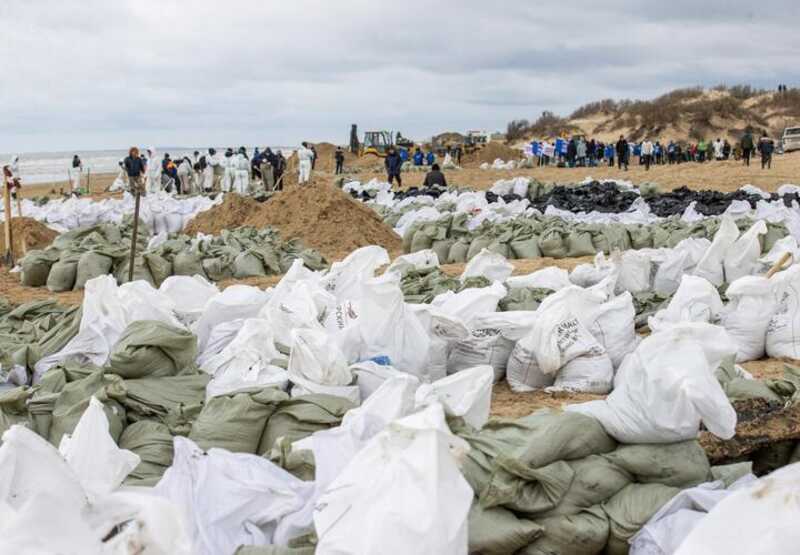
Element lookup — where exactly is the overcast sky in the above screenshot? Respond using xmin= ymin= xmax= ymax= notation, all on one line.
xmin=2 ymin=0 xmax=798 ymax=152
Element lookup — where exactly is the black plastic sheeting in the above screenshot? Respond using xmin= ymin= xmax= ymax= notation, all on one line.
xmin=349 ymin=180 xmax=800 ymax=218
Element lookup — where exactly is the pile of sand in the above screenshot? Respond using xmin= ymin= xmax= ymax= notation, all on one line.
xmin=184 ymin=182 xmax=402 ymax=261
xmin=463 ymin=142 xmax=522 ymax=166
xmin=0 ymin=217 xmax=58 ymax=259
xmin=184 ymin=195 xmax=262 ymax=236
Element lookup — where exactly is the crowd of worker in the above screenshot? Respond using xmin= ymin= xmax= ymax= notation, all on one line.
xmin=532 ymin=130 xmax=777 ymax=171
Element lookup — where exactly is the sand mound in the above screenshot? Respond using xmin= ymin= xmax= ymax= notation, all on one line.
xmin=184 ymin=194 xmax=262 ymax=236
xmin=463 ymin=142 xmax=522 ymax=166
xmin=184 ymin=181 xmax=402 ymax=261
xmin=0 ymin=217 xmax=58 ymax=259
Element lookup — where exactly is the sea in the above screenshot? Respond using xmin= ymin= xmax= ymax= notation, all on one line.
xmin=1 ymin=147 xmax=296 ymax=185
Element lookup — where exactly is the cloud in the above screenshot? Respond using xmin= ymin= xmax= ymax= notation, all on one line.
xmin=1 ymin=0 xmax=799 ymax=152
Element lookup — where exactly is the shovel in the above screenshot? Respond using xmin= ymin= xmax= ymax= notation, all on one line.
xmin=766 ymin=252 xmax=792 ymax=278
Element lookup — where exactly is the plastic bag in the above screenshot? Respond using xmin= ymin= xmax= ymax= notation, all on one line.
xmin=723 ymin=220 xmax=767 ymax=282
xmin=415 ymin=365 xmax=494 ymax=429
xmin=288 ymin=328 xmax=357 ymax=402
xmin=313 ymin=404 xmax=472 ymax=555
xmin=693 ymin=216 xmax=739 ymax=286
xmin=567 ymin=323 xmax=738 ymax=443
xmin=649 ymin=275 xmax=723 ymax=332
xmin=461 ymin=249 xmax=514 ymax=282
xmin=192 ymin=285 xmax=271 ymax=352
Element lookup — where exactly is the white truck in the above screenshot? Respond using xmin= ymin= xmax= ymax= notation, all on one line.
xmin=782 ymin=126 xmax=800 ymax=152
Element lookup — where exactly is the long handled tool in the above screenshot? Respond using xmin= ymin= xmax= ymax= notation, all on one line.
xmin=767 ymin=252 xmax=793 ymax=278
xmin=128 ymin=185 xmax=142 ymax=282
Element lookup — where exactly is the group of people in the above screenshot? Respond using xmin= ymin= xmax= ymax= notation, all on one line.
xmin=117 ymin=146 xmax=290 ymax=196
xmin=534 ymin=131 xmax=777 ymax=171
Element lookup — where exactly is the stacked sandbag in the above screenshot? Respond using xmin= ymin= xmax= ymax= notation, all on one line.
xmin=453 ymin=410 xmax=714 ymax=555
xmin=17 ymin=222 xmax=328 ymax=289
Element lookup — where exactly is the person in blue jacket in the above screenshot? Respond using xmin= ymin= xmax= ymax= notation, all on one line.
xmin=413 ymin=148 xmax=424 ymax=166
xmin=399 ymin=148 xmax=409 ymax=162
xmin=385 ymin=146 xmax=403 ymax=187
xmin=605 ymin=143 xmax=615 ymax=167
xmin=426 ymin=150 xmax=435 ymax=166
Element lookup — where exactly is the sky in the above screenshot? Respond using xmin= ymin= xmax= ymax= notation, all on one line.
xmin=2 ymin=0 xmax=799 ymax=152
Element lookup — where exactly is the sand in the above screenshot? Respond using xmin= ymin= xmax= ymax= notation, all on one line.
xmin=185 ymin=180 xmax=403 ymax=261
xmin=462 ymin=142 xmax=522 ymax=166
xmin=0 ymin=217 xmax=59 ymax=259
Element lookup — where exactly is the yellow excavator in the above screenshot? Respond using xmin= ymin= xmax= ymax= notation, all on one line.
xmin=359 ymin=130 xmax=414 ymax=157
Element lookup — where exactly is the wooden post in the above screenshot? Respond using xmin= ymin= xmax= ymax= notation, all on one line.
xmin=128 ymin=187 xmax=141 ymax=282
xmin=3 ymin=179 xmax=13 ymax=266
xmin=767 ymin=252 xmax=792 ymax=278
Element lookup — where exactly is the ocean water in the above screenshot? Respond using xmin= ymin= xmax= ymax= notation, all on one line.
xmin=1 ymin=147 xmax=296 ymax=184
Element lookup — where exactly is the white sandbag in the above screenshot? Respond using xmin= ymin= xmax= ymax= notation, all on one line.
xmin=570 ymin=252 xmax=617 ymax=288
xmin=693 ymin=216 xmax=739 ymax=286
xmin=411 ymin=306 xmax=471 ymax=382
xmin=430 ymin=281 xmax=507 ymax=325
xmin=203 ymin=319 xmax=289 ymax=398
xmin=447 ymin=311 xmax=537 ymax=382
xmin=320 ymin=245 xmax=390 ymax=301
xmin=567 ymin=323 xmax=738 ymax=443
xmin=58 ymin=396 xmax=140 ymax=503
xmin=649 ymin=275 xmax=723 ymax=332
xmin=723 ymin=220 xmax=767 ymax=282
xmin=313 ymin=404 xmax=472 ymax=555
xmin=261 ymin=279 xmax=331 ymax=348
xmin=766 ymin=265 xmax=800 ymax=358
xmin=155 ymin=437 xmax=316 ymax=555
xmin=653 ymin=249 xmax=690 ymax=296
xmin=584 ymin=292 xmax=639 ymax=368
xmin=512 ymin=177 xmax=530 ymax=197
xmin=415 ymin=365 xmax=494 ymax=429
xmin=460 ymin=248 xmax=514 ymax=282
xmin=506 ymin=338 xmax=555 ymax=392
xmin=674 ymin=463 xmax=800 ymax=555
xmin=159 ymin=275 xmax=220 ymax=324
xmin=196 ymin=319 xmax=246 ymax=369
xmin=759 ymin=235 xmax=799 ymax=267
xmin=506 ymin=266 xmax=571 ymax=290
xmin=549 ymin=349 xmax=614 ymax=394
xmin=386 ymin=250 xmax=440 ymax=276
xmin=720 ymin=276 xmax=777 ymax=362
xmin=630 ymin=475 xmax=756 ymax=555
xmin=616 ymin=250 xmax=653 ymax=294
xmin=488 ymin=178 xmax=514 ymax=196
xmin=192 ymin=284 xmax=271 ymax=352
xmin=288 ymin=328 xmax=355 ymax=401
xmin=351 ymin=360 xmax=418 ymax=400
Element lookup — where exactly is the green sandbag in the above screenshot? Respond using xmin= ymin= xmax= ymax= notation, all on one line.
xmin=48 ymin=370 xmax=126 ymax=446
xmin=10 ymin=305 xmax=82 ymax=372
xmin=628 ymin=226 xmax=653 ymax=250
xmin=74 ymin=251 xmax=113 ymax=290
xmin=518 ymin=506 xmax=609 ymax=555
xmin=402 ymin=222 xmax=421 ymax=253
xmin=467 ymin=500 xmax=544 ymax=555
xmin=603 ymin=441 xmax=711 ymax=488
xmin=115 ymin=256 xmax=155 ymax=286
xmin=710 ymin=462 xmax=753 ymax=487
xmin=538 ymin=229 xmax=567 ymax=258
xmin=410 ymin=228 xmax=435 ymax=252
xmin=121 ymin=373 xmax=209 ymax=426
xmin=566 ymin=231 xmax=597 ymax=257
xmin=144 ymin=253 xmax=172 ymax=287
xmin=202 ymin=256 xmax=234 ymax=281
xmin=268 ymin=437 xmax=317 ymax=481
xmin=447 ymin=239 xmax=470 ymax=264
xmin=107 ymin=321 xmax=197 ymax=379
xmin=297 ymin=249 xmax=327 ymax=272
xmin=487 ymin=241 xmax=510 ymax=258
xmin=540 ymin=455 xmax=632 ymax=518
xmin=172 ymin=251 xmax=207 ymax=277
xmin=20 ymin=251 xmax=57 ymax=287
xmin=602 ymin=483 xmax=680 ymax=555
xmin=499 ymin=287 xmax=552 ymax=312
xmin=431 ymin=239 xmax=455 ymax=264
xmin=510 ymin=237 xmax=541 ymax=259
xmin=258 ymin=394 xmax=356 ymax=455
xmin=467 ymin=236 xmax=493 ymax=261
xmin=119 ymin=420 xmax=174 ymax=484
xmin=716 ymin=359 xmax=783 ymax=403
xmin=233 ymin=251 xmax=267 ymax=278
xmin=46 ymin=260 xmax=78 ymax=292
xmin=0 ymin=387 xmax=32 ymax=438
xmin=189 ymin=388 xmax=288 ymax=454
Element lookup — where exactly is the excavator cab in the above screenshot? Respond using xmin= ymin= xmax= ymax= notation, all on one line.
xmin=360 ymin=131 xmax=394 ymax=157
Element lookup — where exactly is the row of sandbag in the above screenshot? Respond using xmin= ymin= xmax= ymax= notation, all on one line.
xmin=400 ymin=210 xmax=787 ymax=262
xmin=19 ymin=221 xmax=327 ymax=292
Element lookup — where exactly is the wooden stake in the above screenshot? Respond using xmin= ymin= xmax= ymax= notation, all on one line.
xmin=2 ymin=179 xmax=13 ymax=266
xmin=767 ymin=252 xmax=792 ymax=278
xmin=128 ymin=186 xmax=141 ymax=282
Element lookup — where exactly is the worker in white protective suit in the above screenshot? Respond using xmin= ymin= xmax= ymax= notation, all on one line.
xmin=233 ymin=146 xmax=250 ymax=194
xmin=297 ymin=141 xmax=313 ymax=184
xmin=3 ymin=155 xmax=22 ymax=214
xmin=221 ymin=148 xmax=235 ymax=193
xmin=202 ymin=148 xmax=217 ymax=192
xmin=177 ymin=156 xmax=195 ymax=195
xmin=69 ymin=154 xmax=83 ymax=192
xmin=145 ymin=147 xmax=161 ymax=194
